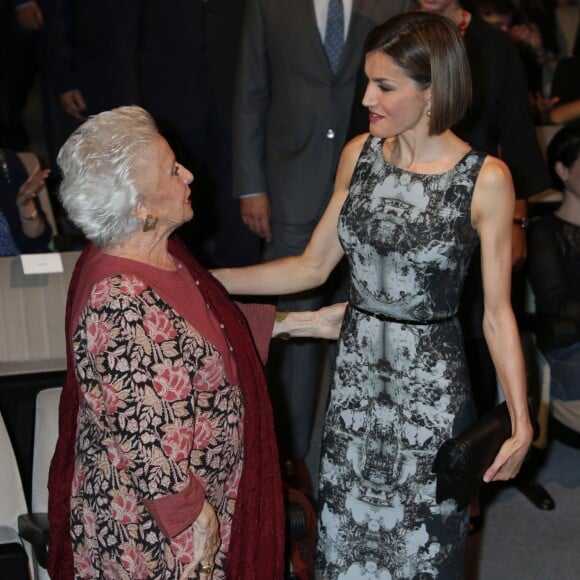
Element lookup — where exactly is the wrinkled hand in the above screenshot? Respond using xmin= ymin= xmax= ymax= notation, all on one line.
xmin=315 ymin=302 xmax=347 ymax=340
xmin=240 ymin=195 xmax=271 ymax=241
xmin=483 ymin=427 xmax=533 ymax=483
xmin=15 ymin=2 xmax=44 ymax=30
xmin=59 ymin=90 xmax=87 ymax=120
xmin=15 ymin=164 xmax=50 ymax=210
xmin=179 ymin=500 xmax=220 ymax=580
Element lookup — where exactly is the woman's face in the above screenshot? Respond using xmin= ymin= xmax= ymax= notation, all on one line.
xmin=558 ymin=157 xmax=580 ymax=199
xmin=362 ymin=51 xmax=431 ymax=139
xmin=417 ymin=0 xmax=459 ymax=17
xmin=141 ymin=136 xmax=194 ymax=229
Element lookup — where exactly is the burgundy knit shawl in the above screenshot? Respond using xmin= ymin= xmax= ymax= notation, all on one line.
xmin=47 ymin=238 xmax=284 ymax=579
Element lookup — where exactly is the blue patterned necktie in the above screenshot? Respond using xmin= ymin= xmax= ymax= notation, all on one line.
xmin=324 ymin=0 xmax=344 ymax=74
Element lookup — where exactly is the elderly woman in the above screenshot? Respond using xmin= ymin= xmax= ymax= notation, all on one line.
xmin=47 ymin=106 xmax=344 ymax=579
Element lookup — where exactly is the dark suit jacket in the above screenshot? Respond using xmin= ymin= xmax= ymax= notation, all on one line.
xmin=233 ymin=0 xmax=414 ymax=226
xmin=43 ymin=0 xmax=139 ymax=115
xmin=123 ymin=0 xmax=244 ymax=138
xmin=44 ymin=0 xmax=242 ymax=134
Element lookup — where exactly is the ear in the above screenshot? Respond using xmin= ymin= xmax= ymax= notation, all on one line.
xmin=554 ymin=160 xmax=569 ymax=184
xmin=132 ymin=201 xmax=149 ymax=222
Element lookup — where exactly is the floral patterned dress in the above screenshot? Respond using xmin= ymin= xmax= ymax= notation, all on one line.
xmin=70 ymin=264 xmax=244 ymax=579
xmin=316 ymin=136 xmax=486 ymax=579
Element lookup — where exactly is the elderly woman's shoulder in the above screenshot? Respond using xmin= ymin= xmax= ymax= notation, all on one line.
xmin=87 ymin=274 xmax=150 ymax=310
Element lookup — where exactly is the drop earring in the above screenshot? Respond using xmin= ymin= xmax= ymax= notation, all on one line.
xmin=143 ymin=213 xmax=158 ymax=232
xmin=426 ymin=102 xmax=432 ymax=117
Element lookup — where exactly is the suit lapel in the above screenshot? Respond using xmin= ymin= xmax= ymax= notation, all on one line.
xmin=288 ymin=0 xmax=329 ymax=69
xmin=337 ymin=0 xmax=379 ymax=75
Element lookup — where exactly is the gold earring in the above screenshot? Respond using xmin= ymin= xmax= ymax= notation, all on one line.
xmin=426 ymin=102 xmax=432 ymax=117
xmin=143 ymin=213 xmax=158 ymax=232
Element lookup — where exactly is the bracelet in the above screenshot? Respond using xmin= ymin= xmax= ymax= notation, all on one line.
xmin=275 ymin=311 xmax=290 ymax=340
xmin=513 ymin=217 xmax=529 ymax=229
xmin=20 ymin=208 xmax=39 ymax=220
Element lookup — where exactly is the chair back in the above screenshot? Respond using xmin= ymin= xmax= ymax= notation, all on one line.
xmin=0 ymin=412 xmax=28 ymax=531
xmin=31 ymin=388 xmax=62 ymax=513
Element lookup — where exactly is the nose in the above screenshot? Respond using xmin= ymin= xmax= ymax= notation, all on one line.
xmin=182 ymin=165 xmax=194 ymax=184
xmin=361 ymin=82 xmax=375 ymax=108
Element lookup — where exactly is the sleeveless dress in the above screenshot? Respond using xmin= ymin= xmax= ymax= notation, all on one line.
xmin=316 ymin=136 xmax=486 ymax=579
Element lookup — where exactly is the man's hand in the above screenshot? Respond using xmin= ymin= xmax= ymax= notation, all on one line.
xmin=241 ymin=194 xmax=271 ymax=241
xmin=59 ymin=90 xmax=87 ymax=120
xmin=15 ymin=2 xmax=44 ymax=30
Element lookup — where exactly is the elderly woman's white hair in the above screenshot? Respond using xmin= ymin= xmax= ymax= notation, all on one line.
xmin=57 ymin=106 xmax=160 ymax=248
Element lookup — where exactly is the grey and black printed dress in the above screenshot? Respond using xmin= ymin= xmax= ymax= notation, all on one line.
xmin=317 ymin=136 xmax=486 ymax=579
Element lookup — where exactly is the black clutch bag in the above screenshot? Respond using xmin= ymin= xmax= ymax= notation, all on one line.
xmin=432 ymin=400 xmax=537 ymax=512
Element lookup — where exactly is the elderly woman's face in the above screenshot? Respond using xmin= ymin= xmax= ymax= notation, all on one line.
xmin=142 ymin=136 xmax=194 ymax=229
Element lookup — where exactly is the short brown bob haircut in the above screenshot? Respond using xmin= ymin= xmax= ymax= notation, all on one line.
xmin=364 ymin=12 xmax=472 ymax=136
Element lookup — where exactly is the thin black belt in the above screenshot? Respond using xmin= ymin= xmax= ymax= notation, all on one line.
xmin=349 ymin=303 xmax=456 ymax=325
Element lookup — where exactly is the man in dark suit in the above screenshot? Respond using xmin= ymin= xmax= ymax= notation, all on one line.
xmin=43 ymin=0 xmax=138 ymax=121
xmin=44 ymin=0 xmax=258 ymax=267
xmin=233 ymin=0 xmax=414 ymax=485
xmin=0 ymin=0 xmax=44 ymax=150
xmin=122 ymin=0 xmax=260 ymax=268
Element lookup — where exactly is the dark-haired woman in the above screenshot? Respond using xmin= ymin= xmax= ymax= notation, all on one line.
xmin=213 ymin=12 xmax=533 ymax=578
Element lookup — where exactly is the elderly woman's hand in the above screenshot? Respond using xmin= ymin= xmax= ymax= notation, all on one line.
xmin=273 ymin=302 xmax=347 ymax=340
xmin=180 ymin=500 xmax=221 ymax=579
xmin=315 ymin=302 xmax=347 ymax=340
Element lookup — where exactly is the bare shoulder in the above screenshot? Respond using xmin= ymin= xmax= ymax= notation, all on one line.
xmin=472 ymin=155 xmax=515 ymax=224
xmin=336 ymin=133 xmax=370 ymax=180
xmin=343 ymin=132 xmax=370 ymax=161
xmin=477 ymin=155 xmax=512 ymax=188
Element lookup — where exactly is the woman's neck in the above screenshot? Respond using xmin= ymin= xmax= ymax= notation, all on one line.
xmin=103 ymin=233 xmax=177 ymax=271
xmin=386 ymin=130 xmax=467 ymax=172
xmin=555 ymin=190 xmax=580 ymax=227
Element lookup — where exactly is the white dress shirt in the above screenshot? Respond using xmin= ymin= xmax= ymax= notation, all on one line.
xmin=314 ymin=0 xmax=353 ymax=42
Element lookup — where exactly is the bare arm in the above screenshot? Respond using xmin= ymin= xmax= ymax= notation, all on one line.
xmin=472 ymin=157 xmax=534 ymax=483
xmin=15 ymin=164 xmax=50 ymax=239
xmin=213 ymin=134 xmax=368 ymax=295
xmin=548 ymin=99 xmax=580 ymax=125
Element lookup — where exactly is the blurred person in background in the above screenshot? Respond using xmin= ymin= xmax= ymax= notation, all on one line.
xmin=0 ymin=147 xmax=51 ymax=255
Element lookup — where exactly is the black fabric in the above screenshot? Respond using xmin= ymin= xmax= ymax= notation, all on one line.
xmin=527 ymin=214 xmax=580 ymax=339
xmin=455 ymin=14 xmax=549 ymax=198
xmin=551 ymin=57 xmax=580 ymax=105
xmin=0 ymin=541 xmax=30 ymax=580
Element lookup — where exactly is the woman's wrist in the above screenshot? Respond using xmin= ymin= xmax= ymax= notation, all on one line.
xmin=274 ymin=311 xmax=291 ymax=340
xmin=273 ymin=310 xmax=316 ymax=339
xmin=19 ymin=205 xmax=39 ymax=220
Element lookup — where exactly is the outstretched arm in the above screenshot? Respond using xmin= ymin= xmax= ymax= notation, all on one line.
xmin=472 ymin=156 xmax=534 ymax=483
xmin=212 ymin=134 xmax=368 ymax=296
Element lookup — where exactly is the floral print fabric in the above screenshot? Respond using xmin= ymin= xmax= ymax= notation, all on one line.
xmin=70 ymin=273 xmax=244 ymax=578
